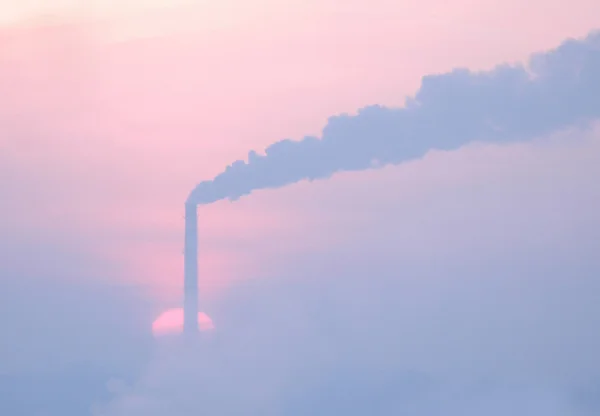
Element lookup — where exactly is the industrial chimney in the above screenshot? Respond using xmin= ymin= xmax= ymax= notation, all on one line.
xmin=183 ymin=201 xmax=198 ymax=335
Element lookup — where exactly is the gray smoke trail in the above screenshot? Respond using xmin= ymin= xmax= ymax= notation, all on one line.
xmin=188 ymin=31 xmax=600 ymax=205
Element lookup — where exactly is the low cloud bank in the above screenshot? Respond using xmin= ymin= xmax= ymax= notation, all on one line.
xmin=99 ymin=123 xmax=600 ymax=415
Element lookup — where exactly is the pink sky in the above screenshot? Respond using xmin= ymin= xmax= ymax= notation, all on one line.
xmin=1 ymin=0 xmax=599 ymax=307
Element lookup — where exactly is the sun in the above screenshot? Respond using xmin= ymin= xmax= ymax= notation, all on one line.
xmin=152 ymin=308 xmax=215 ymax=336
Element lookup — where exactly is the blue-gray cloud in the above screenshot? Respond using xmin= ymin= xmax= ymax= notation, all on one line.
xmin=100 ymin=120 xmax=600 ymax=416
xmin=0 ymin=236 xmax=156 ymax=415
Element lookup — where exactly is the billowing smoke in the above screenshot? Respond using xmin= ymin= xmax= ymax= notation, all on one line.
xmin=188 ymin=31 xmax=600 ymax=205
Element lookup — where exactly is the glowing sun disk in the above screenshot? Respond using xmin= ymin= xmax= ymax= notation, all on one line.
xmin=152 ymin=308 xmax=215 ymax=336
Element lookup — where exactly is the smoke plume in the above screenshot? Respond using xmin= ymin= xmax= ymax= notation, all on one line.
xmin=188 ymin=31 xmax=600 ymax=204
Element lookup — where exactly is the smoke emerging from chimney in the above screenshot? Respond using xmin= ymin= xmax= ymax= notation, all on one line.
xmin=187 ymin=31 xmax=600 ymax=205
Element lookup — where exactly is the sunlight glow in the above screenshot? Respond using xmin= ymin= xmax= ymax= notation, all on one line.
xmin=152 ymin=308 xmax=215 ymax=336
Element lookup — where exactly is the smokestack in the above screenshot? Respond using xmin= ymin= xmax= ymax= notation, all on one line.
xmin=183 ymin=201 xmax=198 ymax=335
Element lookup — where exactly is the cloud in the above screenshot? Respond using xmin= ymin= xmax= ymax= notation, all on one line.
xmin=188 ymin=30 xmax=600 ymax=204
xmin=0 ymin=233 xmax=158 ymax=415
xmin=98 ymin=119 xmax=600 ymax=415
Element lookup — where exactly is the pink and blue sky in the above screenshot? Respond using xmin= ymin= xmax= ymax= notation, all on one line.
xmin=1 ymin=1 xmax=600 ymax=415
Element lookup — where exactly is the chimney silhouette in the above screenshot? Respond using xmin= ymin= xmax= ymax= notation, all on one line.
xmin=183 ymin=202 xmax=198 ymax=335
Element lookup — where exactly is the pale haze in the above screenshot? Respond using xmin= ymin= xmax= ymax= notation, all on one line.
xmin=1 ymin=0 xmax=600 ymax=415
